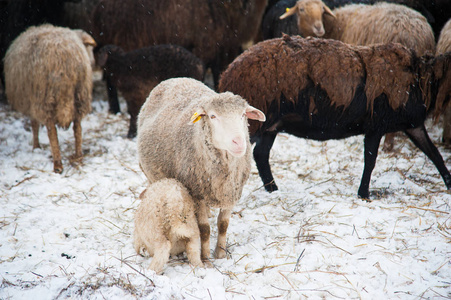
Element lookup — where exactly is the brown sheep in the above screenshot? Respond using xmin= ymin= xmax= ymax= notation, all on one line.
xmin=4 ymin=24 xmax=95 ymax=173
xmin=96 ymin=44 xmax=205 ymax=138
xmin=90 ymin=0 xmax=268 ymax=114
xmin=219 ymin=35 xmax=451 ymax=199
xmin=280 ymin=0 xmax=436 ymax=151
xmin=134 ymin=179 xmax=203 ymax=274
xmin=437 ymin=19 xmax=451 ymax=145
xmin=137 ymin=78 xmax=265 ymax=263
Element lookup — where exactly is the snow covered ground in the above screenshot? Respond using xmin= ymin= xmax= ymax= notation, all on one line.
xmin=1 ymin=79 xmax=450 ymax=299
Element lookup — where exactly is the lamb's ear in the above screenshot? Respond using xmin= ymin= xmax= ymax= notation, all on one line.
xmin=245 ymin=106 xmax=266 ymax=122
xmin=323 ymin=5 xmax=336 ymax=18
xmin=188 ymin=108 xmax=206 ymax=125
xmin=280 ymin=4 xmax=297 ymax=19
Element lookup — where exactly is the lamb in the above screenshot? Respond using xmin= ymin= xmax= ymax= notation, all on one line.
xmin=280 ymin=0 xmax=435 ymax=151
xmin=437 ymin=19 xmax=451 ymax=145
xmin=137 ymin=78 xmax=265 ymax=262
xmin=90 ymin=0 xmax=267 ymax=114
xmin=96 ymin=44 xmax=205 ymax=138
xmin=4 ymin=24 xmax=95 ymax=173
xmin=134 ymin=179 xmax=203 ymax=274
xmin=218 ymin=35 xmax=451 ymax=199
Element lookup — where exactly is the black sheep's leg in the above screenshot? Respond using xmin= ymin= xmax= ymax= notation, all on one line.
xmin=358 ymin=132 xmax=383 ymax=200
xmin=105 ymin=74 xmax=120 ymax=114
xmin=253 ymin=131 xmax=278 ymax=192
xmin=404 ymin=125 xmax=451 ymax=189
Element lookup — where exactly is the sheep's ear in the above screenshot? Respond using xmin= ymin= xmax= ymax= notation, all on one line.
xmin=74 ymin=29 xmax=97 ymax=47
xmin=280 ymin=4 xmax=298 ymax=19
xmin=323 ymin=5 xmax=336 ymax=18
xmin=188 ymin=109 xmax=206 ymax=125
xmin=245 ymin=106 xmax=266 ymax=122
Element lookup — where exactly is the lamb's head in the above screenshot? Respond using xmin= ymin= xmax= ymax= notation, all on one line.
xmin=279 ymin=0 xmax=335 ymax=37
xmin=428 ymin=52 xmax=451 ymax=119
xmin=191 ymin=93 xmax=265 ymax=158
xmin=96 ymin=44 xmax=125 ymax=68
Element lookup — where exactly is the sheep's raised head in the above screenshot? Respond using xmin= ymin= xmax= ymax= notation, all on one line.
xmin=190 ymin=93 xmax=265 ymax=157
xmin=279 ymin=0 xmax=335 ymax=37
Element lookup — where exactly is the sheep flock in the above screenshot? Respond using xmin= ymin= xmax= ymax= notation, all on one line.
xmin=1 ymin=0 xmax=451 ymax=298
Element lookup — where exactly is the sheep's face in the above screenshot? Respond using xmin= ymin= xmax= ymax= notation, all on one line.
xmin=192 ymin=95 xmax=265 ymax=158
xmin=280 ymin=0 xmax=335 ymax=37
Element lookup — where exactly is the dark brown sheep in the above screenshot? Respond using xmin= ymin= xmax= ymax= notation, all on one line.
xmin=91 ymin=0 xmax=268 ymax=114
xmin=96 ymin=44 xmax=205 ymax=138
xmin=219 ymin=35 xmax=451 ymax=199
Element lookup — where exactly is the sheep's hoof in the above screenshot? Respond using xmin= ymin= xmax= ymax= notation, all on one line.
xmin=53 ymin=162 xmax=63 ymax=174
xmin=69 ymin=154 xmax=83 ymax=164
xmin=264 ymin=181 xmax=278 ymax=193
xmin=214 ymin=247 xmax=227 ymax=259
xmin=202 ymin=259 xmax=213 ymax=268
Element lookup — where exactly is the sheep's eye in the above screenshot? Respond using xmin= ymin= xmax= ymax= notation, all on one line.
xmin=299 ymin=7 xmax=304 ymax=12
xmin=210 ymin=115 xmax=216 ymax=119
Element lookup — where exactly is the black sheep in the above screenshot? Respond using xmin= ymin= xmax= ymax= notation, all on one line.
xmin=219 ymin=36 xmax=451 ymax=199
xmin=96 ymin=44 xmax=205 ymax=138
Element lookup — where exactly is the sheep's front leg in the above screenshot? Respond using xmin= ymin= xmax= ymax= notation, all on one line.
xmin=358 ymin=132 xmax=382 ymax=200
xmin=196 ymin=201 xmax=212 ymax=266
xmin=46 ymin=120 xmax=63 ymax=173
xmin=31 ymin=119 xmax=40 ymax=149
xmin=214 ymin=208 xmax=231 ymax=259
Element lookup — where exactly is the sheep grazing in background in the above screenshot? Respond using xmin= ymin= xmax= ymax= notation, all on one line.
xmin=437 ymin=19 xmax=451 ymax=145
xmin=134 ymin=179 xmax=203 ymax=274
xmin=263 ymin=0 xmax=449 ymax=40
xmin=0 ymin=0 xmax=81 ymax=101
xmin=137 ymin=78 xmax=265 ymax=262
xmin=96 ymin=44 xmax=205 ymax=138
xmin=4 ymin=24 xmax=95 ymax=174
xmin=219 ymin=35 xmax=451 ymax=199
xmin=91 ymin=0 xmax=267 ymax=114
xmin=279 ymin=0 xmax=435 ymax=151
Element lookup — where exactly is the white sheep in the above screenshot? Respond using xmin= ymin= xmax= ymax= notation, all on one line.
xmin=137 ymin=77 xmax=265 ymax=263
xmin=437 ymin=19 xmax=451 ymax=145
xmin=134 ymin=179 xmax=203 ymax=274
xmin=280 ymin=0 xmax=436 ymax=151
xmin=4 ymin=24 xmax=95 ymax=173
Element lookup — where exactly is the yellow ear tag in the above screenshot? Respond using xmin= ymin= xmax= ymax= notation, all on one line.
xmin=190 ymin=112 xmax=202 ymax=123
xmin=286 ymin=7 xmax=289 ymax=12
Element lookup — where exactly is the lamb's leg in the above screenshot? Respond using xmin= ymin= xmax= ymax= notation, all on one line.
xmin=31 ymin=119 xmax=40 ymax=149
xmin=46 ymin=120 xmax=63 ymax=173
xmin=185 ymin=236 xmax=203 ymax=269
xmin=105 ymin=74 xmax=120 ymax=114
xmin=214 ymin=208 xmax=231 ymax=259
xmin=253 ymin=132 xmax=278 ymax=192
xmin=358 ymin=132 xmax=382 ymax=200
xmin=72 ymin=118 xmax=83 ymax=161
xmin=195 ymin=201 xmax=211 ymax=266
xmin=127 ymin=101 xmax=140 ymax=138
xmin=148 ymin=239 xmax=171 ymax=274
xmin=405 ymin=125 xmax=451 ymax=189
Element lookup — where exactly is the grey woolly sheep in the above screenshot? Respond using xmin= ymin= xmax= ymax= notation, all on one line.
xmin=91 ymin=0 xmax=267 ymax=114
xmin=96 ymin=44 xmax=205 ymax=138
xmin=437 ymin=19 xmax=451 ymax=145
xmin=4 ymin=24 xmax=95 ymax=173
xmin=280 ymin=0 xmax=436 ymax=151
xmin=219 ymin=35 xmax=451 ymax=199
xmin=134 ymin=179 xmax=203 ymax=274
xmin=137 ymin=78 xmax=265 ymax=262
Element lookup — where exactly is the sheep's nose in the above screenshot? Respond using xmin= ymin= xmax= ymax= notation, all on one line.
xmin=314 ymin=24 xmax=325 ymax=37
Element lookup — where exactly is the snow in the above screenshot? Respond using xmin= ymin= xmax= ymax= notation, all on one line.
xmin=1 ymin=82 xmax=450 ymax=299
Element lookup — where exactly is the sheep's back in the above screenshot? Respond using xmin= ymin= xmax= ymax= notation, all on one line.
xmin=5 ymin=25 xmax=92 ymax=128
xmin=437 ymin=19 xmax=451 ymax=55
xmin=331 ymin=3 xmax=435 ymax=55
